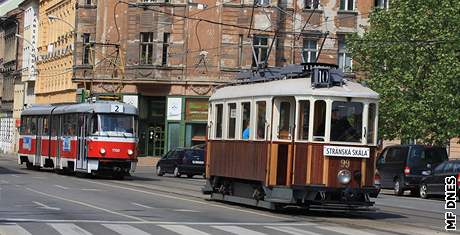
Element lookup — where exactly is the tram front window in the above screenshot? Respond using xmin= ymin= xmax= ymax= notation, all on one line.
xmin=330 ymin=101 xmax=363 ymax=142
xmin=97 ymin=114 xmax=136 ymax=137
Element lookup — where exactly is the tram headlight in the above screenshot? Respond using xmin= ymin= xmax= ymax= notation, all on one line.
xmin=337 ymin=169 xmax=352 ymax=185
xmin=100 ymin=148 xmax=106 ymax=155
xmin=127 ymin=149 xmax=134 ymax=156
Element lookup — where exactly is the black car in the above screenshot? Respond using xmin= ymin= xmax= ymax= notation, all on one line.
xmin=420 ymin=160 xmax=460 ymax=199
xmin=156 ymin=148 xmax=205 ymax=178
xmin=376 ymin=145 xmax=448 ymax=196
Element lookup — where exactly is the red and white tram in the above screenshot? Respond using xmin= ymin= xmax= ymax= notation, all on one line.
xmin=18 ymin=101 xmax=138 ymax=178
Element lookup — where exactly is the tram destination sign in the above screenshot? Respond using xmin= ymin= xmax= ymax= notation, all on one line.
xmin=323 ymin=145 xmax=370 ymax=158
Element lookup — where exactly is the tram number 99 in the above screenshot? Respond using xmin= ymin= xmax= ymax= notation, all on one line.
xmin=111 ymin=104 xmax=124 ymax=113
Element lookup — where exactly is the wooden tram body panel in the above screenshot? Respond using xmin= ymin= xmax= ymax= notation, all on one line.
xmin=207 ymin=141 xmax=376 ymax=188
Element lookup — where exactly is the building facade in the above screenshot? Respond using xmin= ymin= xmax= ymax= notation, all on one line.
xmin=35 ymin=0 xmax=76 ymax=104
xmin=0 ymin=6 xmax=24 ymax=153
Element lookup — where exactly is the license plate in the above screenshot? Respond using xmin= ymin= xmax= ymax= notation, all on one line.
xmin=192 ymin=160 xmax=204 ymax=165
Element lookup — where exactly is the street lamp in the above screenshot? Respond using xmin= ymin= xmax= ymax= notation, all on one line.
xmin=47 ymin=14 xmax=75 ymax=30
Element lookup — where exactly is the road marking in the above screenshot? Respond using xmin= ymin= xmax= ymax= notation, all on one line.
xmin=266 ymin=226 xmax=321 ymax=235
xmin=55 ymin=185 xmax=69 ymax=190
xmin=131 ymin=202 xmax=154 ymax=209
xmin=316 ymin=226 xmax=376 ymax=235
xmin=159 ymin=225 xmax=210 ymax=235
xmin=80 ymin=188 xmax=101 ymax=191
xmin=48 ymin=223 xmax=92 ymax=235
xmin=173 ymin=209 xmax=200 ymax=212
xmin=0 ymin=180 xmax=9 ymax=184
xmin=0 ymin=219 xmax=313 ymax=226
xmin=32 ymin=176 xmax=46 ymax=179
xmin=103 ymin=224 xmax=150 ymax=235
xmin=25 ymin=187 xmax=147 ymax=222
xmin=0 ymin=223 xmax=32 ymax=235
xmin=33 ymin=201 xmax=61 ymax=211
xmin=73 ymin=178 xmax=290 ymax=220
xmin=213 ymin=225 xmax=266 ymax=235
xmin=10 ymin=174 xmax=20 ymax=177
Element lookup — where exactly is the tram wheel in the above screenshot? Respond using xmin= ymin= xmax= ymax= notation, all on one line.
xmin=187 ymin=174 xmax=193 ymax=178
xmin=26 ymin=162 xmax=34 ymax=170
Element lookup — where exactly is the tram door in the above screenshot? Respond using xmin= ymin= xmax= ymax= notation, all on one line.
xmin=34 ymin=117 xmax=43 ymax=166
xmin=76 ymin=115 xmax=88 ymax=170
xmin=270 ymin=97 xmax=296 ymax=186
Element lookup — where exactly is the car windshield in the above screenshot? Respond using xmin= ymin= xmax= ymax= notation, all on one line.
xmin=96 ymin=114 xmax=137 ymax=137
xmin=185 ymin=150 xmax=204 ymax=160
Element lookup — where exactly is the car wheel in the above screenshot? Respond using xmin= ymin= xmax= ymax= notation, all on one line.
xmin=420 ymin=184 xmax=429 ymax=199
xmin=173 ymin=167 xmax=181 ymax=177
xmin=156 ymin=166 xmax=164 ymax=176
xmin=394 ymin=179 xmax=404 ymax=196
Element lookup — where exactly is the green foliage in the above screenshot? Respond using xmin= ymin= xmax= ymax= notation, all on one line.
xmin=348 ymin=0 xmax=460 ymax=145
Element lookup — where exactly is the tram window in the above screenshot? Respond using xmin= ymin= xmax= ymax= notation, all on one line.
xmin=43 ymin=117 xmax=50 ymax=136
xmin=215 ymin=104 xmax=223 ymax=138
xmin=367 ymin=103 xmax=376 ymax=144
xmin=330 ymin=101 xmax=363 ymax=142
xmin=30 ymin=117 xmax=37 ymax=135
xmin=20 ymin=117 xmax=27 ymax=135
xmin=298 ymin=100 xmax=310 ymax=140
xmin=241 ymin=102 xmax=251 ymax=140
xmin=278 ymin=102 xmax=291 ymax=140
xmin=313 ymin=100 xmax=326 ymax=141
xmin=256 ymin=101 xmax=266 ymax=140
xmin=51 ymin=116 xmax=59 ymax=136
xmin=227 ymin=103 xmax=237 ymax=139
xmin=63 ymin=115 xmax=77 ymax=136
xmin=91 ymin=115 xmax=98 ymax=134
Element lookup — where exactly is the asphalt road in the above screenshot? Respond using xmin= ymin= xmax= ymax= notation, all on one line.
xmin=0 ymin=156 xmax=458 ymax=235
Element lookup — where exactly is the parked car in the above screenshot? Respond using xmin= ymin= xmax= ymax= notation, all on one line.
xmin=156 ymin=148 xmax=205 ymax=178
xmin=376 ymin=145 xmax=448 ymax=196
xmin=419 ymin=160 xmax=460 ymax=199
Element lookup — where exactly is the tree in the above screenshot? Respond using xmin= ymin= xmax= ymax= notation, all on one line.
xmin=348 ymin=0 xmax=460 ymax=145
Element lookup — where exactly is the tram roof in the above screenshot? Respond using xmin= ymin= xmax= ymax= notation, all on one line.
xmin=209 ymin=77 xmax=379 ymax=101
xmin=22 ymin=101 xmax=138 ymax=116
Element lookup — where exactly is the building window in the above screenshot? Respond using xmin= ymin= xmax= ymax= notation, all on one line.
xmin=85 ymin=0 xmax=92 ymax=5
xmin=338 ymin=35 xmax=352 ymax=72
xmin=305 ymin=0 xmax=319 ymax=9
xmin=162 ymin=32 xmax=170 ymax=66
xmin=256 ymin=0 xmax=270 ymax=6
xmin=237 ymin=34 xmax=244 ymax=67
xmin=302 ymin=38 xmax=317 ymax=63
xmin=140 ymin=32 xmax=154 ymax=65
xmin=82 ymin=33 xmax=91 ymax=64
xmin=339 ymin=0 xmax=354 ymax=11
xmin=252 ymin=35 xmax=269 ymax=68
xmin=374 ymin=0 xmax=389 ymax=9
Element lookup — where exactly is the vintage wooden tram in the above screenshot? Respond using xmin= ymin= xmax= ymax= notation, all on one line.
xmin=18 ymin=101 xmax=138 ymax=178
xmin=203 ymin=63 xmax=380 ymax=209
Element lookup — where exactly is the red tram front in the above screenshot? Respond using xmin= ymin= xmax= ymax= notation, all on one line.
xmin=18 ymin=101 xmax=138 ymax=178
